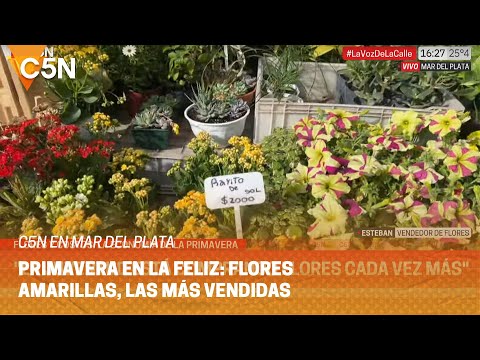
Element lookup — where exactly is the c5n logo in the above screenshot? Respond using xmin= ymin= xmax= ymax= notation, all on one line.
xmin=5 ymin=45 xmax=76 ymax=90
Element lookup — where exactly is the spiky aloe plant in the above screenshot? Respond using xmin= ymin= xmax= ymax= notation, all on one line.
xmin=190 ymin=83 xmax=231 ymax=123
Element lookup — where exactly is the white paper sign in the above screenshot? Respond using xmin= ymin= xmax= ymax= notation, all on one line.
xmin=204 ymin=172 xmax=266 ymax=210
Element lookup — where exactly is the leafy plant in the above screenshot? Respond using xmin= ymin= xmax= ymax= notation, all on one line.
xmin=163 ymin=45 xmax=223 ymax=86
xmin=140 ymin=94 xmax=179 ymax=112
xmin=167 ymin=133 xmax=265 ymax=196
xmin=342 ymin=60 xmax=459 ymax=108
xmin=451 ymin=46 xmax=480 ymax=121
xmin=244 ymin=201 xmax=313 ymax=247
xmin=0 ymin=175 xmax=44 ymax=236
xmin=263 ymin=46 xmax=303 ymax=100
xmin=260 ymin=128 xmax=306 ymax=199
xmin=101 ymin=45 xmax=170 ymax=92
xmin=45 ymin=46 xmax=125 ymax=124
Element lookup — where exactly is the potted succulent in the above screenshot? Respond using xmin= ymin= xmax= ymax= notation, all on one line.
xmin=132 ymin=105 xmax=180 ymax=150
xmin=184 ymin=82 xmax=250 ymax=146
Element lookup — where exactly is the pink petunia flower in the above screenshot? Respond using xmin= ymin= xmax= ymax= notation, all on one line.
xmin=408 ymin=162 xmax=444 ymax=184
xmin=444 ymin=145 xmax=480 ymax=178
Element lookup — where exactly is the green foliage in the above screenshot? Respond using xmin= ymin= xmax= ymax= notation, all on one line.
xmin=260 ymin=128 xmax=306 ymax=199
xmin=244 ymin=201 xmax=313 ymax=242
xmin=452 ymin=46 xmax=480 ymax=116
xmin=140 ymin=94 xmax=178 ymax=112
xmin=101 ymin=45 xmax=170 ymax=92
xmin=342 ymin=60 xmax=459 ymax=108
xmin=0 ymin=176 xmax=44 ymax=236
xmin=263 ymin=47 xmax=303 ymax=100
xmin=46 ymin=65 xmax=125 ymax=124
xmin=163 ymin=45 xmax=223 ymax=86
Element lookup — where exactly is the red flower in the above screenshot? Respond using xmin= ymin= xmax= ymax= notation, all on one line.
xmin=1 ymin=116 xmax=115 ymax=179
xmin=47 ymin=125 xmax=79 ymax=144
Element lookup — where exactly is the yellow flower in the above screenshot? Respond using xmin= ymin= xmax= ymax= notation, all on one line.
xmin=135 ymin=190 xmax=148 ymax=198
xmin=83 ymin=214 xmax=102 ymax=232
xmin=428 ymin=110 xmax=462 ymax=138
xmin=177 ymin=217 xmax=219 ymax=239
xmin=20 ymin=217 xmax=43 ymax=237
xmin=172 ymin=123 xmax=180 ymax=135
xmin=307 ymin=194 xmax=348 ymax=238
xmin=391 ymin=111 xmax=422 ymax=139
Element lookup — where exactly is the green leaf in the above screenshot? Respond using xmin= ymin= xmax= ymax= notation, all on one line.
xmin=461 ymin=81 xmax=479 ymax=87
xmin=77 ymin=85 xmax=94 ymax=94
xmin=417 ymin=88 xmax=434 ymax=100
xmin=47 ymin=78 xmax=72 ymax=99
xmin=61 ymin=102 xmax=82 ymax=124
xmin=82 ymin=95 xmax=100 ymax=104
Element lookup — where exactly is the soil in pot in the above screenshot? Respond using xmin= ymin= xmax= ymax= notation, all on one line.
xmin=187 ymin=106 xmax=248 ymax=124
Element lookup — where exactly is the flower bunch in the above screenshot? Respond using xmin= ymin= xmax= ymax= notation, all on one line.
xmin=54 ymin=45 xmax=109 ymax=73
xmin=210 ymin=136 xmax=265 ymax=173
xmin=135 ymin=191 xmax=219 ymax=239
xmin=109 ymin=172 xmax=151 ymax=211
xmin=52 ymin=209 xmax=102 ymax=236
xmin=176 ymin=217 xmax=219 ymax=239
xmin=0 ymin=116 xmax=114 ymax=180
xmin=87 ymin=112 xmax=120 ymax=136
xmin=110 ymin=147 xmax=149 ymax=177
xmin=168 ymin=132 xmax=265 ymax=195
xmin=136 ymin=206 xmax=181 ymax=239
xmin=291 ymin=108 xmax=480 ymax=247
xmin=35 ymin=175 xmax=101 ymax=224
xmin=20 ymin=217 xmax=43 ymax=237
xmin=77 ymin=139 xmax=115 ymax=159
xmin=174 ymin=190 xmax=217 ymax=224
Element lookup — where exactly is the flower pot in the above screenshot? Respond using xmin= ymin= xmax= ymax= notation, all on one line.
xmin=240 ymin=88 xmax=256 ymax=105
xmin=184 ymin=104 xmax=250 ymax=147
xmin=127 ymin=91 xmax=145 ymax=118
xmin=132 ymin=127 xmax=170 ymax=150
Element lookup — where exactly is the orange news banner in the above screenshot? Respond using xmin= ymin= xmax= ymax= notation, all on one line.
xmin=0 ymin=239 xmax=479 ymax=314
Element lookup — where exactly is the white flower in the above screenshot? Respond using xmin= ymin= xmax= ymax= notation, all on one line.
xmin=122 ymin=45 xmax=137 ymax=57
xmin=75 ymin=193 xmax=88 ymax=205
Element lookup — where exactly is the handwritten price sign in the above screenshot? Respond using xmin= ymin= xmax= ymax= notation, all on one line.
xmin=204 ymin=172 xmax=266 ymax=238
xmin=204 ymin=172 xmax=266 ymax=209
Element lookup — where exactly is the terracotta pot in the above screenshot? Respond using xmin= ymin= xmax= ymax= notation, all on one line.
xmin=240 ymin=88 xmax=256 ymax=105
xmin=126 ymin=91 xmax=144 ymax=118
